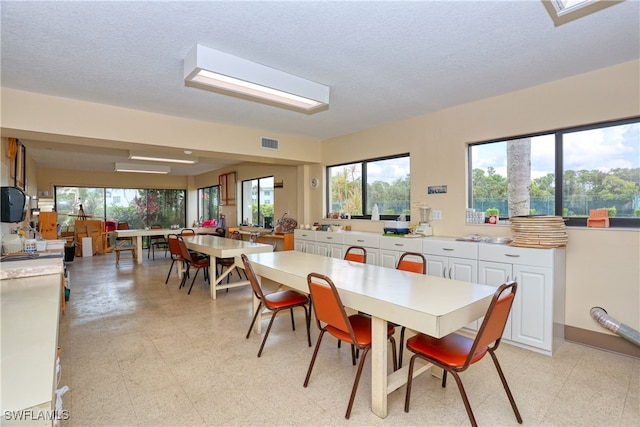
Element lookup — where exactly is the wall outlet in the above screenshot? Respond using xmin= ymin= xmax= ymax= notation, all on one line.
xmin=431 ymin=210 xmax=442 ymax=220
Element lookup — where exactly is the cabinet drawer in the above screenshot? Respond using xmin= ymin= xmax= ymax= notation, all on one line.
xmin=294 ymin=229 xmax=316 ymax=241
xmin=423 ymin=239 xmax=478 ymax=259
xmin=343 ymin=233 xmax=380 ymax=248
xmin=316 ymin=231 xmax=344 ymax=244
xmin=379 ymin=236 xmax=423 ymax=252
xmin=478 ymin=243 xmax=554 ymax=267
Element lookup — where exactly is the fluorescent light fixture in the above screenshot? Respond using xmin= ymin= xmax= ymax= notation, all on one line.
xmin=542 ymin=0 xmax=623 ymax=25
xmin=114 ymin=163 xmax=170 ymax=174
xmin=128 ymin=151 xmax=198 ymax=164
xmin=184 ymin=44 xmax=330 ymax=113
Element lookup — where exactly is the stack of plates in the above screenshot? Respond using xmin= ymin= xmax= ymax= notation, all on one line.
xmin=510 ymin=216 xmax=568 ymax=248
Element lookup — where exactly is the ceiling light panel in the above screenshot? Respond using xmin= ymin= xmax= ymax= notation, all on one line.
xmin=184 ymin=44 xmax=330 ymax=113
xmin=129 ymin=151 xmax=198 ymax=164
xmin=115 ymin=163 xmax=170 ymax=174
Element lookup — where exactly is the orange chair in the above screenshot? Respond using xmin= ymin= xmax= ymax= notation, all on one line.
xmin=148 ymin=224 xmax=168 ymax=259
xmin=164 ymin=234 xmax=185 ymax=284
xmin=395 ymin=252 xmax=427 ymax=367
xmin=175 ymin=235 xmax=210 ymax=295
xmin=217 ymin=230 xmax=246 ymax=282
xmin=304 ymin=273 xmax=397 ymax=419
xmin=344 ymin=246 xmax=367 ymax=263
xmin=241 ymin=254 xmax=311 ymax=357
xmin=404 ymin=282 xmax=521 ymax=427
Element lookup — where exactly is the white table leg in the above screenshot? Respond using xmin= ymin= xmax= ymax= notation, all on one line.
xmin=371 ymin=316 xmax=388 ymax=418
xmin=135 ymin=236 xmax=143 ymax=264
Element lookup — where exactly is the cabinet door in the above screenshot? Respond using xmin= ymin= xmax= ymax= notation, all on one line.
xmin=448 ymin=257 xmax=477 ymax=283
xmin=366 ymin=248 xmax=380 ymax=266
xmin=511 ymin=265 xmax=553 ymax=351
xmin=478 ymin=261 xmax=513 ymax=339
xmin=425 ymin=255 xmax=447 ymax=277
xmin=330 ymin=244 xmax=345 ymax=259
xmin=294 ymin=241 xmax=306 ymax=252
xmin=316 ymin=242 xmax=330 ymax=257
xmin=379 ymin=250 xmax=399 ymax=269
xmin=305 ymin=241 xmax=317 ymax=255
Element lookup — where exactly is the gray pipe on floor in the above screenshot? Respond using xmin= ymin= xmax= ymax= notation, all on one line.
xmin=590 ymin=307 xmax=640 ymax=347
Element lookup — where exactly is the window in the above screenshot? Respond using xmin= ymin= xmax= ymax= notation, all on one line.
xmin=241 ymin=176 xmax=274 ymax=227
xmin=55 ymin=186 xmax=186 ymax=229
xmin=469 ymin=117 xmax=640 ymax=227
xmin=197 ymin=185 xmax=219 ymax=224
xmin=327 ymin=154 xmax=410 ymax=219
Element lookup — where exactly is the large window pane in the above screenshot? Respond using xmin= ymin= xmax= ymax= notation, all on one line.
xmin=241 ymin=176 xmax=274 ymax=227
xmin=562 ymin=122 xmax=640 ymax=218
xmin=470 ymin=135 xmax=555 ymax=218
xmin=327 ymin=154 xmax=410 ymax=219
xmin=55 ymin=186 xmax=186 ymax=229
xmin=198 ymin=186 xmax=220 ymax=224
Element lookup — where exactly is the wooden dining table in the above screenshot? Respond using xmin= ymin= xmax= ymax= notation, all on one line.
xmin=245 ymin=250 xmax=496 ymax=419
xmin=183 ymin=235 xmax=273 ymax=299
xmin=114 ymin=227 xmax=221 ymax=265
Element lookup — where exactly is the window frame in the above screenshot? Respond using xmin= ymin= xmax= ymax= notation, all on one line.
xmin=468 ymin=116 xmax=640 ymax=228
xmin=326 ymin=153 xmax=411 ymax=220
xmin=197 ymin=185 xmax=220 ymax=224
xmin=241 ymin=175 xmax=274 ymax=227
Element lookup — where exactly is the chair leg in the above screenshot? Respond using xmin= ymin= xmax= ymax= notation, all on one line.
xmin=289 ymin=307 xmax=296 ymax=331
xmin=303 ymin=305 xmax=311 ymax=347
xmin=351 ymin=344 xmax=357 ymax=365
xmin=345 ymin=346 xmax=370 ymax=419
xmin=398 ymin=326 xmax=406 ymax=368
xmin=187 ymin=268 xmax=201 ymax=294
xmin=257 ymin=309 xmax=282 ymax=357
xmin=442 ymin=370 xmax=447 ymax=387
xmin=489 ymin=349 xmax=523 ymax=423
xmin=164 ymin=259 xmax=176 ymax=284
xmin=449 ymin=369 xmax=478 ymax=427
xmin=389 ymin=336 xmax=398 ymax=371
xmin=304 ymin=329 xmax=326 ymax=387
xmin=246 ymin=302 xmax=264 ymax=339
xmin=404 ymin=354 xmax=419 ymax=413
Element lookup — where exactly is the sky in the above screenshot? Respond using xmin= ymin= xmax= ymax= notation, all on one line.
xmin=472 ymin=122 xmax=640 ymax=180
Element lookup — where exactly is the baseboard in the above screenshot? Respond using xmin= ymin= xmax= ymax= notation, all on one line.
xmin=565 ymin=325 xmax=640 ymax=358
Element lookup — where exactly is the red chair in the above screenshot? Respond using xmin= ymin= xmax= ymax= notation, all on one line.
xmin=395 ymin=252 xmax=427 ymax=367
xmin=241 ymin=254 xmax=311 ymax=357
xmin=148 ymin=224 xmax=167 ymax=259
xmin=344 ymin=245 xmax=367 ymax=263
xmin=164 ymin=234 xmax=185 ymax=284
xmin=304 ymin=273 xmax=397 ymax=419
xmin=404 ymin=282 xmax=521 ymax=427
xmin=175 ymin=235 xmax=210 ymax=295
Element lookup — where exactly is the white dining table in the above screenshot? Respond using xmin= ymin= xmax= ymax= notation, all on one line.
xmin=114 ymin=227 xmax=221 ymax=265
xmin=245 ymin=251 xmax=496 ymax=419
xmin=183 ymin=235 xmax=273 ymax=299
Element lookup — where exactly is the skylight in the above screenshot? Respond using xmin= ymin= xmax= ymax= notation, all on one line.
xmin=542 ymin=0 xmax=623 ymax=25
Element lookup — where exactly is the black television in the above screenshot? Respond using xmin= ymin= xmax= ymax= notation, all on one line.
xmin=1 ymin=186 xmax=27 ymax=223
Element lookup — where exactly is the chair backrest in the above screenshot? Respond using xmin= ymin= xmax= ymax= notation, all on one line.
xmin=344 ymin=246 xmax=367 ymax=263
xmin=181 ymin=228 xmax=195 ymax=236
xmin=307 ymin=273 xmax=356 ymax=341
xmin=175 ymin=235 xmax=193 ymax=263
xmin=117 ymin=221 xmax=129 ymax=230
xmin=396 ymin=252 xmax=426 ymax=274
xmin=167 ymin=234 xmax=182 ymax=259
xmin=151 ymin=224 xmax=162 ymax=230
xmin=241 ymin=254 xmax=266 ymax=302
xmin=465 ymin=281 xmax=517 ymax=367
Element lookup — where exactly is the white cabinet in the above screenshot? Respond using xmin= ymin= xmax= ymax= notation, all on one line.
xmin=379 ymin=236 xmax=423 ymax=269
xmin=293 ymin=230 xmax=317 ymax=254
xmin=478 ymin=244 xmax=565 ymax=355
xmin=315 ymin=231 xmax=345 ymax=259
xmin=343 ymin=233 xmax=380 ymax=265
xmin=423 ymin=239 xmax=479 ymax=330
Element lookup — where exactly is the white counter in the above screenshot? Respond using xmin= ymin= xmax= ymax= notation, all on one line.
xmin=1 ymin=256 xmax=64 ymax=422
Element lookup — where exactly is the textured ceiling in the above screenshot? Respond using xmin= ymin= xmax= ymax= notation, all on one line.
xmin=1 ymin=1 xmax=639 ymax=175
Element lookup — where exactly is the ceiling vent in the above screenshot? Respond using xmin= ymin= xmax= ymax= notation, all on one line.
xmin=260 ymin=137 xmax=279 ymax=151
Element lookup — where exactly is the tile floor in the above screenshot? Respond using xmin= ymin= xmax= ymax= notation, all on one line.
xmin=58 ymin=252 xmax=639 ymax=426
